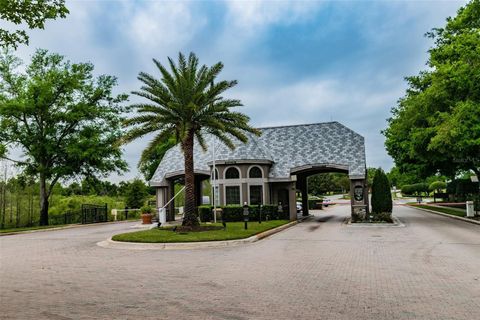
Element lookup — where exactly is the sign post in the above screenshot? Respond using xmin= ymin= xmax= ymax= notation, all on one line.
xmin=243 ymin=202 xmax=249 ymax=230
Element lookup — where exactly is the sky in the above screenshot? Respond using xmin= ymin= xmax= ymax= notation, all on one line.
xmin=3 ymin=0 xmax=469 ymax=182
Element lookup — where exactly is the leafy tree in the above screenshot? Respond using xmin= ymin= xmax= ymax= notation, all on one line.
xmin=0 ymin=0 xmax=69 ymax=49
xmin=62 ymin=182 xmax=82 ymax=196
xmin=371 ymin=168 xmax=392 ymax=214
xmin=429 ymin=181 xmax=447 ymax=193
xmin=384 ymin=0 xmax=480 ymax=179
xmin=125 ymin=178 xmax=148 ymax=209
xmin=124 ymin=52 xmax=259 ymax=226
xmin=308 ymin=173 xmax=350 ymax=195
xmin=0 ymin=49 xmax=128 ymax=225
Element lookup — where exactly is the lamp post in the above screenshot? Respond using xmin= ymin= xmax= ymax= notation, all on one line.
xmin=212 ymin=136 xmax=217 ymax=223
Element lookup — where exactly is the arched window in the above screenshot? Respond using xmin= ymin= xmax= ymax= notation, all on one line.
xmin=249 ymin=166 xmax=263 ymax=178
xmin=225 ymin=167 xmax=240 ymax=179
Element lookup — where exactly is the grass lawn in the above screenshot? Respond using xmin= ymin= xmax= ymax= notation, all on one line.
xmin=413 ymin=205 xmax=466 ymax=217
xmin=0 ymin=224 xmax=69 ymax=234
xmin=111 ymin=220 xmax=290 ymax=243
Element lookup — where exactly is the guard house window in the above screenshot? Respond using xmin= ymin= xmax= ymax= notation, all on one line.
xmin=249 ymin=166 xmax=262 ymax=178
xmin=225 ymin=167 xmax=240 ymax=179
xmin=225 ymin=186 xmax=240 ymax=205
xmin=249 ymin=185 xmax=263 ymax=205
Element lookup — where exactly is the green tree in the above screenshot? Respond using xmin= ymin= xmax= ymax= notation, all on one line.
xmin=384 ymin=0 xmax=480 ymax=179
xmin=0 ymin=0 xmax=69 ymax=49
xmin=371 ymin=168 xmax=393 ymax=214
xmin=125 ymin=179 xmax=148 ymax=209
xmin=429 ymin=181 xmax=447 ymax=193
xmin=124 ymin=52 xmax=259 ymax=226
xmin=0 ymin=49 xmax=128 ymax=225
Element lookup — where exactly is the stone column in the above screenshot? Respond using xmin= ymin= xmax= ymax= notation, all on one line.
xmin=288 ymin=182 xmax=297 ymax=221
xmin=167 ymin=180 xmax=175 ymax=221
xmin=298 ymin=176 xmax=309 ymax=216
xmin=350 ymin=178 xmax=369 ymax=221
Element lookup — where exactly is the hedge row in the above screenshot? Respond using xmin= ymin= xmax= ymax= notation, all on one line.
xmin=197 ymin=205 xmax=288 ymax=222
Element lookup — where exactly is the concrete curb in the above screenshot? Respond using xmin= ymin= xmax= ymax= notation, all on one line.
xmin=0 ymin=220 xmax=137 ymax=237
xmin=408 ymin=205 xmax=480 ymax=226
xmin=97 ymin=219 xmax=304 ymax=251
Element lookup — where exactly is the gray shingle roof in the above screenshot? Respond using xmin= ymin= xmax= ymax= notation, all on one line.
xmin=150 ymin=122 xmax=366 ymax=185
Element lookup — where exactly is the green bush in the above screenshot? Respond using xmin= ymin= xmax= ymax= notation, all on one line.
xmin=429 ymin=181 xmax=447 ymax=192
xmin=197 ymin=204 xmax=281 ymax=222
xmin=198 ymin=205 xmax=213 ymax=222
xmin=140 ymin=205 xmax=153 ymax=214
xmin=371 ymin=168 xmax=392 ymax=215
xmin=308 ymin=199 xmax=323 ymax=209
xmin=372 ymin=212 xmax=393 ymax=223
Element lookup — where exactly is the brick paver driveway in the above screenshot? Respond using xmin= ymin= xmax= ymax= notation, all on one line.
xmin=1 ymin=205 xmax=479 ymax=320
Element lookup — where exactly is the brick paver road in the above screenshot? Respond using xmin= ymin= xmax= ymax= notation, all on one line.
xmin=1 ymin=205 xmax=479 ymax=320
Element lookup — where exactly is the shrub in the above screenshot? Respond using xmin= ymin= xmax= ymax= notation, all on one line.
xmin=429 ymin=181 xmax=447 ymax=192
xmin=140 ymin=205 xmax=153 ymax=214
xmin=197 ymin=205 xmax=213 ymax=222
xmin=371 ymin=168 xmax=392 ymax=215
xmin=197 ymin=204 xmax=281 ymax=222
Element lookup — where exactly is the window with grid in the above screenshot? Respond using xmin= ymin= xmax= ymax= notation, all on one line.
xmin=249 ymin=185 xmax=263 ymax=205
xmin=225 ymin=186 xmax=240 ymax=205
xmin=249 ymin=166 xmax=263 ymax=178
xmin=225 ymin=167 xmax=240 ymax=179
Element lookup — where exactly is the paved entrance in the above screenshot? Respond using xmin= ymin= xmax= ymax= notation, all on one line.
xmin=1 ymin=205 xmax=479 ymax=319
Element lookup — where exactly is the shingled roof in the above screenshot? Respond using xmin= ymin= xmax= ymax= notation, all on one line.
xmin=150 ymin=122 xmax=366 ymax=186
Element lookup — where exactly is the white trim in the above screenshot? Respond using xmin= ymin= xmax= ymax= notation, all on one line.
xmin=247 ymin=165 xmax=264 ymax=179
xmin=247 ymin=183 xmax=264 ymax=205
xmin=224 ymin=165 xmax=242 ymax=179
xmin=224 ymin=184 xmax=242 ymax=205
xmin=216 ymin=177 xmax=268 ymax=184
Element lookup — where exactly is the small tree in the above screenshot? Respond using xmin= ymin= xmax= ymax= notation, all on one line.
xmin=429 ymin=181 xmax=447 ymax=193
xmin=371 ymin=168 xmax=393 ymax=215
xmin=125 ymin=179 xmax=148 ymax=209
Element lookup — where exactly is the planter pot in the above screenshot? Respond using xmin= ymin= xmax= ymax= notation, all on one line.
xmin=141 ymin=213 xmax=153 ymax=224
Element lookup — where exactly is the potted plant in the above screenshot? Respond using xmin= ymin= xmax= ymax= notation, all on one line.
xmin=140 ymin=205 xmax=153 ymax=224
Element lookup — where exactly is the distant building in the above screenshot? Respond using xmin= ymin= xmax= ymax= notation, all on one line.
xmin=150 ymin=121 xmax=368 ymax=220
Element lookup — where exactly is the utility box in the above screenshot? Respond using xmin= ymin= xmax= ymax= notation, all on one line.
xmin=466 ymin=201 xmax=475 ymax=218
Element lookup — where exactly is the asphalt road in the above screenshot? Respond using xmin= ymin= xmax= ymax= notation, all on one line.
xmin=1 ymin=205 xmax=479 ymax=320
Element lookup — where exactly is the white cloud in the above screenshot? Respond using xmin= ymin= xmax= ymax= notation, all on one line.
xmin=128 ymin=1 xmax=206 ymax=53
xmin=226 ymin=0 xmax=321 ymax=31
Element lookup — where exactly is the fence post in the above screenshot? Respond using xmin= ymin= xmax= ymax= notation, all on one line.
xmin=125 ymin=207 xmax=128 ymax=220
xmin=81 ymin=204 xmax=85 ymax=224
xmin=104 ymin=203 xmax=108 ymax=222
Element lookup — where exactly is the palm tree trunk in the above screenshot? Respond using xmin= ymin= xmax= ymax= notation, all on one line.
xmin=182 ymin=130 xmax=199 ymax=226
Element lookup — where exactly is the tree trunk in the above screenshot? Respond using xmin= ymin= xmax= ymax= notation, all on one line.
xmin=39 ymin=174 xmax=49 ymax=226
xmin=182 ymin=130 xmax=199 ymax=226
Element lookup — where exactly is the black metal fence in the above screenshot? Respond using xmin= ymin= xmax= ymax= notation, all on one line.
xmin=81 ymin=204 xmax=108 ymax=224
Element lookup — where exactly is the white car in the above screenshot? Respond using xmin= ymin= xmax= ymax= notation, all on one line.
xmin=296 ymin=202 xmax=302 ymax=213
xmin=322 ymin=199 xmax=332 ymax=207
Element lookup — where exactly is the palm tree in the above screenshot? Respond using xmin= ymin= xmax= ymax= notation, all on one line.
xmin=124 ymin=52 xmax=259 ymax=226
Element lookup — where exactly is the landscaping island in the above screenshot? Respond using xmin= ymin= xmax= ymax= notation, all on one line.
xmin=111 ymin=220 xmax=290 ymax=243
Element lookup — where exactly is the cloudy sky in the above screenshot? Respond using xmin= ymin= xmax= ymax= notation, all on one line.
xmin=6 ymin=0 xmax=468 ymax=182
